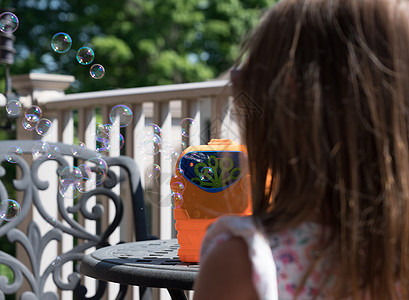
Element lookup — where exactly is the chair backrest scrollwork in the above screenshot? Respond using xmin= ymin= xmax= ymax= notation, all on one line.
xmin=0 ymin=140 xmax=148 ymax=300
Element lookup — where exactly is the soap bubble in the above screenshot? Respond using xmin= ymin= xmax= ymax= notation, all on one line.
xmin=36 ymin=118 xmax=52 ymax=136
xmin=47 ymin=145 xmax=60 ymax=159
xmin=145 ymin=172 xmax=176 ymax=207
xmin=5 ymin=146 xmax=22 ymax=163
xmin=161 ymin=142 xmax=177 ymax=161
xmin=136 ymin=124 xmax=162 ymax=143
xmin=93 ymin=167 xmax=107 ymax=186
xmin=78 ymin=163 xmax=92 ymax=179
xmin=90 ymin=64 xmax=105 ymax=79
xmin=24 ymin=114 xmax=39 ymax=122
xmin=171 ymin=181 xmax=185 ymax=194
xmin=71 ymin=141 xmax=86 ymax=156
xmin=96 ymin=123 xmax=111 ymax=139
xmin=76 ymin=180 xmax=87 ymax=193
xmin=0 ymin=12 xmax=19 ymax=33
xmin=106 ymin=133 xmax=125 ymax=152
xmin=0 ymin=199 xmax=21 ymax=221
xmin=136 ymin=124 xmax=164 ymax=156
xmin=170 ymin=151 xmax=179 ymax=161
xmin=22 ymin=116 xmax=39 ymax=131
xmin=59 ymin=166 xmax=82 ymax=186
xmin=85 ymin=157 xmax=108 ymax=185
xmin=109 ymin=105 xmax=133 ymax=127
xmin=51 ymin=32 xmax=72 ymax=53
xmin=145 ymin=123 xmax=162 ymax=136
xmin=141 ymin=134 xmax=161 ymax=156
xmin=146 ymin=164 xmax=161 ymax=179
xmin=5 ymin=99 xmax=22 ymax=117
xmin=58 ymin=183 xmax=80 ymax=200
xmin=25 ymin=105 xmax=42 ymax=119
xmin=171 ymin=173 xmax=187 ymax=194
xmin=200 ymin=167 xmax=214 ymax=181
xmin=23 ymin=106 xmax=42 ymax=131
xmin=46 ymin=216 xmax=57 ymax=227
xmin=95 ymin=123 xmax=111 ymax=152
xmin=76 ymin=47 xmax=95 ymax=65
xmin=180 ymin=141 xmax=187 ymax=151
xmin=76 ymin=164 xmax=92 ymax=193
xmin=170 ymin=192 xmax=183 ymax=209
xmin=32 ymin=141 xmax=49 ymax=159
xmin=52 ymin=256 xmax=62 ymax=266
xmin=95 ymin=137 xmax=110 ymax=153
xmin=118 ymin=133 xmax=125 ymax=149
xmin=175 ymin=168 xmax=185 ymax=176
xmin=94 ymin=123 xmax=114 ymax=153
xmin=180 ymin=118 xmax=198 ymax=137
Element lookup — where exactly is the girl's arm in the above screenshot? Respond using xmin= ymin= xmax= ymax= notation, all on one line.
xmin=193 ymin=237 xmax=259 ymax=300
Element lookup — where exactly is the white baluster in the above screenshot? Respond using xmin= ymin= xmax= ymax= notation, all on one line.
xmin=60 ymin=110 xmax=74 ymax=300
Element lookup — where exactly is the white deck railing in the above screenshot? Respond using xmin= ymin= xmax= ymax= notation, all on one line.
xmin=10 ymin=73 xmax=239 ymax=300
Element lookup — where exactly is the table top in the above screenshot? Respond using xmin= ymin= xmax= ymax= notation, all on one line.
xmin=80 ymin=239 xmax=199 ymax=291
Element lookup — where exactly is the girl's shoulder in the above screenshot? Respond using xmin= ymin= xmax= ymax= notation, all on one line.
xmin=200 ymin=215 xmax=324 ymax=261
xmin=200 ymin=216 xmax=331 ymax=300
xmin=200 ymin=215 xmax=278 ymax=300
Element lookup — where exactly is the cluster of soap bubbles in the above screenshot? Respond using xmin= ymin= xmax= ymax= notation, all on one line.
xmin=7 ymin=104 xmax=53 ymax=136
xmin=51 ymin=32 xmax=105 ymax=79
xmin=94 ymin=105 xmax=133 ymax=153
xmin=144 ymin=167 xmax=187 ymax=209
xmin=28 ymin=142 xmax=108 ymax=202
xmin=2 ymin=139 xmax=105 ymax=222
xmin=136 ymin=123 xmax=163 ymax=157
xmin=136 ymin=118 xmax=196 ymax=160
xmin=4 ymin=141 xmax=64 ymax=165
xmin=31 ymin=141 xmax=61 ymax=159
xmin=1 ymin=12 xmax=22 ymax=120
xmin=21 ymin=105 xmax=53 ymax=136
xmin=3 ymin=100 xmax=198 ymax=218
xmin=141 ymin=118 xmax=201 ymax=208
xmin=4 ymin=97 xmax=53 ymax=137
xmin=169 ymin=169 xmax=187 ymax=209
xmin=165 ymin=118 xmax=202 ymax=209
xmin=58 ymin=156 xmax=108 ymax=200
xmin=2 ymin=104 xmax=134 ymax=222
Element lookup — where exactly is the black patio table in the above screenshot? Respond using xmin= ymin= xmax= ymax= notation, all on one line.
xmin=80 ymin=239 xmax=199 ymax=300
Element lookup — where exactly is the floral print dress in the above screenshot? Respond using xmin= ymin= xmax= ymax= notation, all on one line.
xmin=199 ymin=216 xmax=333 ymax=300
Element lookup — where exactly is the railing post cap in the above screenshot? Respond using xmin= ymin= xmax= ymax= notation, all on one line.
xmin=11 ymin=73 xmax=75 ymax=96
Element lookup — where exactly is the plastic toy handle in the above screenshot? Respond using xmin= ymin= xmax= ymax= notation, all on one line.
xmin=207 ymin=139 xmax=236 ymax=145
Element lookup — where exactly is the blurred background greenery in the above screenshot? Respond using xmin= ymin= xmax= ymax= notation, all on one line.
xmin=0 ymin=0 xmax=276 ymax=93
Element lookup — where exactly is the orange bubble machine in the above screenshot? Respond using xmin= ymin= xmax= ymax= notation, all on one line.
xmin=170 ymin=139 xmax=252 ymax=263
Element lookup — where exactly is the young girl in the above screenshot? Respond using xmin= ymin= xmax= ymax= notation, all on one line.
xmin=194 ymin=0 xmax=409 ymax=299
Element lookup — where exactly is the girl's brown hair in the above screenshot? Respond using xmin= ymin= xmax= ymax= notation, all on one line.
xmin=234 ymin=0 xmax=409 ymax=298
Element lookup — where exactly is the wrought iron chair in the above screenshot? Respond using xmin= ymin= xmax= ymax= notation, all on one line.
xmin=0 ymin=140 xmax=150 ymax=300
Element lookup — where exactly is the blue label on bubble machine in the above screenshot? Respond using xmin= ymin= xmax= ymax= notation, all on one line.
xmin=178 ymin=151 xmax=245 ymax=193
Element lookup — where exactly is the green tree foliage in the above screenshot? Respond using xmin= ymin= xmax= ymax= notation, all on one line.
xmin=1 ymin=0 xmax=276 ymax=93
